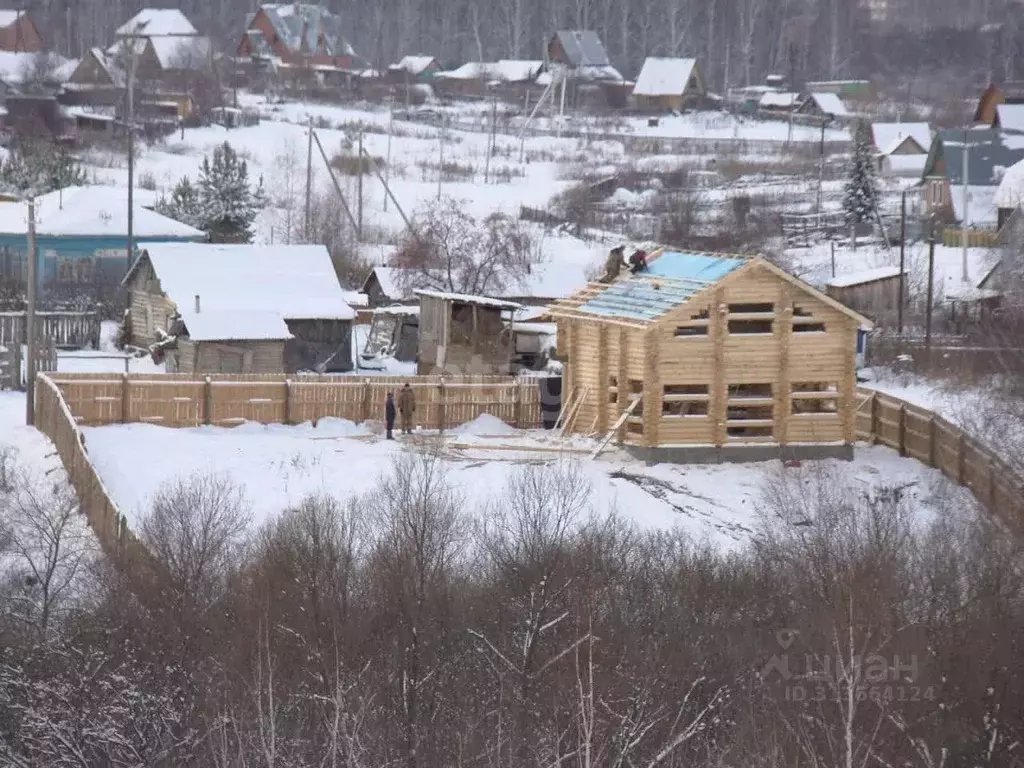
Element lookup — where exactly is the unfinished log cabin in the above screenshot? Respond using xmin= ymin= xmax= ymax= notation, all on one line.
xmin=123 ymin=243 xmax=355 ymax=373
xmin=416 ymin=290 xmax=520 ymax=375
xmin=548 ymin=250 xmax=872 ymax=462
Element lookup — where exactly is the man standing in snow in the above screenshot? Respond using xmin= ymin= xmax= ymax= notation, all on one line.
xmin=398 ymin=383 xmax=415 ymax=435
xmin=385 ymin=392 xmax=396 ymax=440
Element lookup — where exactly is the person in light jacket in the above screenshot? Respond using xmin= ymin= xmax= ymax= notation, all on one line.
xmin=385 ymin=392 xmax=396 ymax=439
xmin=398 ymin=383 xmax=416 ymax=434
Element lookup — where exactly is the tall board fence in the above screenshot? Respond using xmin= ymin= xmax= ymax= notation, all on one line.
xmin=855 ymin=390 xmax=1024 ymax=530
xmin=30 ymin=374 xmax=1024 ymax=570
xmin=46 ymin=372 xmax=547 ymax=430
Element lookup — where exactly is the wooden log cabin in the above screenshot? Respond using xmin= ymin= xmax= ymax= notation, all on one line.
xmin=547 ymin=250 xmax=872 ymax=463
xmin=123 ymin=243 xmax=356 ymax=374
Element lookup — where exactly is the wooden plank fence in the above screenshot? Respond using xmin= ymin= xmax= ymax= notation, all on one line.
xmin=0 ymin=311 xmax=101 ymax=349
xmin=29 ymin=375 xmax=1024 ymax=579
xmin=45 ymin=372 xmax=546 ymax=430
xmin=0 ymin=339 xmax=58 ymax=390
xmin=856 ymin=389 xmax=1024 ymax=529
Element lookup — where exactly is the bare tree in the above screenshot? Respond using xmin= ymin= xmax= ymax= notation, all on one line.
xmin=392 ymin=196 xmax=534 ymax=297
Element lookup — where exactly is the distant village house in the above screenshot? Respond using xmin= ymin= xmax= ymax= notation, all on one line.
xmin=0 ymin=10 xmax=41 ymax=53
xmin=631 ymin=57 xmax=705 ymax=112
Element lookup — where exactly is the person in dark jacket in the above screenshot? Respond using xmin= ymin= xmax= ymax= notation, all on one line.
xmin=385 ymin=392 xmax=396 ymax=439
xmin=398 ymin=383 xmax=416 ymax=434
xmin=629 ymin=248 xmax=648 ymax=274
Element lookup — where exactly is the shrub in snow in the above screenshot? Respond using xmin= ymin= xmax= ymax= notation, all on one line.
xmin=842 ymin=120 xmax=880 ymax=227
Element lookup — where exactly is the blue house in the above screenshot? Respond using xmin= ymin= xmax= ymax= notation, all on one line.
xmin=0 ymin=185 xmax=205 ymax=306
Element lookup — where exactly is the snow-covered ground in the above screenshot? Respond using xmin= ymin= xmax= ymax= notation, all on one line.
xmin=79 ymin=413 xmax=968 ymax=554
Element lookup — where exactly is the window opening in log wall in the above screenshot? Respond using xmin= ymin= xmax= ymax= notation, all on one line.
xmin=674 ymin=308 xmax=709 ymax=337
xmin=793 ymin=305 xmax=826 ymax=333
xmin=728 ymin=302 xmax=774 ymax=314
xmin=791 ymin=382 xmax=839 ymax=414
xmin=627 ymin=379 xmax=644 ymax=416
xmin=726 ymin=382 xmax=774 ymax=439
xmin=609 ymin=375 xmax=618 ymax=404
xmin=727 ymin=383 xmax=772 ymax=399
xmin=729 ymin=318 xmax=773 ymax=334
xmin=662 ymin=384 xmax=709 ymax=416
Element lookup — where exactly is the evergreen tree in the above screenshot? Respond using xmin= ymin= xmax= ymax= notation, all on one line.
xmin=0 ymin=141 xmax=87 ymax=197
xmin=842 ymin=121 xmax=880 ymax=227
xmin=154 ymin=177 xmax=202 ymax=230
xmin=196 ymin=142 xmax=267 ymax=243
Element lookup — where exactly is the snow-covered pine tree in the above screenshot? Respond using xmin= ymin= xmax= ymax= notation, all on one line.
xmin=842 ymin=120 xmax=879 ymax=229
xmin=196 ymin=142 xmax=268 ymax=243
xmin=154 ymin=176 xmax=202 ymax=230
xmin=0 ymin=141 xmax=87 ymax=197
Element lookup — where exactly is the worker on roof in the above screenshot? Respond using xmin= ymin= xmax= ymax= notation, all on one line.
xmin=600 ymin=245 xmax=625 ymax=283
xmin=629 ymin=247 xmax=648 ymax=274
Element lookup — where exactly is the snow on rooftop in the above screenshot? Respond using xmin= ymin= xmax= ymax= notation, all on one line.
xmin=116 ymin=8 xmax=198 ymax=37
xmin=180 ymin=309 xmax=293 ymax=341
xmin=950 ymin=185 xmax=998 ymax=228
xmin=995 ymin=157 xmax=1024 ymax=210
xmin=0 ymin=186 xmax=203 ymax=239
xmin=373 ymin=304 xmax=419 ymax=316
xmin=135 ymin=243 xmax=356 ymax=341
xmin=871 ymin=122 xmax=931 ymax=154
xmin=760 ymin=91 xmax=800 ymax=108
xmin=806 ymin=92 xmax=848 ymax=116
xmin=148 ymin=35 xmax=211 ymax=69
xmin=392 ymin=55 xmax=435 ymax=74
xmin=997 ymin=103 xmax=1024 ymax=134
xmin=0 ymin=51 xmax=74 ymax=85
xmin=826 ymin=266 xmax=904 ymax=288
xmin=415 ymin=289 xmax=522 ymax=309
xmin=884 ymin=154 xmax=927 ymax=175
xmin=632 ymin=57 xmax=697 ymax=97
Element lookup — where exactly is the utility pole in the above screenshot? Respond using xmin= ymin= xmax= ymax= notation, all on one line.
xmin=961 ymin=129 xmax=970 ymax=283
xmin=384 ymin=92 xmax=394 ymax=211
xmin=898 ymin=189 xmax=906 ymax=334
xmin=356 ymin=127 xmax=363 ymax=240
xmin=437 ymin=116 xmax=444 ymax=200
xmin=925 ymin=232 xmax=936 ymax=356
xmin=304 ymin=115 xmax=313 ymax=240
xmin=816 ymin=117 xmax=828 ymax=213
xmin=485 ymin=87 xmax=497 ymax=184
xmin=126 ymin=49 xmax=136 ymax=275
xmin=25 ymin=198 xmax=36 ymax=425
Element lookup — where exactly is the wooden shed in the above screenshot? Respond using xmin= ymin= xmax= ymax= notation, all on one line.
xmin=123 ymin=243 xmax=356 ymax=374
xmin=548 ymin=250 xmax=872 ymax=462
xmin=416 ymin=290 xmax=521 ymax=375
xmin=825 ymin=267 xmax=905 ymax=321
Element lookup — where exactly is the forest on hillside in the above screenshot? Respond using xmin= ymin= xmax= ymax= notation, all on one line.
xmin=22 ymin=0 xmax=1024 ymax=103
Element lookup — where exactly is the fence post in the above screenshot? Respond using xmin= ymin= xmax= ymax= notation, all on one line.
xmin=120 ymin=372 xmax=129 ymax=424
xmin=927 ymin=416 xmax=937 ymax=467
xmin=437 ymin=380 xmax=446 ymax=433
xmin=284 ymin=379 xmax=292 ymax=425
xmin=361 ymin=379 xmax=371 ymax=423
xmin=870 ymin=394 xmax=879 ymax=444
xmin=203 ymin=376 xmax=212 ymax=425
xmin=897 ymin=405 xmax=906 ymax=457
xmin=957 ymin=432 xmax=967 ymax=485
xmin=513 ymin=382 xmax=522 ymax=427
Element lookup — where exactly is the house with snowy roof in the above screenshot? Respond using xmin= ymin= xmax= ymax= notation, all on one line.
xmin=0 ymin=10 xmax=41 ymax=53
xmin=432 ymin=59 xmax=544 ymax=97
xmin=236 ymin=3 xmax=360 ymax=71
xmin=974 ymin=81 xmax=1024 ymax=126
xmin=796 ymin=92 xmax=849 ymax=121
xmin=107 ymin=9 xmax=212 ymax=79
xmin=631 ymin=57 xmax=705 ymax=112
xmin=870 ymin=121 xmax=931 ymax=178
xmin=921 ymin=128 xmax=1024 ymax=225
xmin=123 ymin=243 xmax=356 ymax=374
xmin=995 ymin=156 xmax=1024 ymax=229
xmin=0 ymin=186 xmax=204 ymax=304
xmin=386 ymin=55 xmax=440 ymax=84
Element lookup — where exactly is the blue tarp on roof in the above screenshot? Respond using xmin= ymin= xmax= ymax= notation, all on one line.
xmin=579 ymin=251 xmax=746 ymax=321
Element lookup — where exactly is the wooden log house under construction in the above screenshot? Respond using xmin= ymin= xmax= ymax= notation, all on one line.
xmin=548 ymin=250 xmax=872 ymax=462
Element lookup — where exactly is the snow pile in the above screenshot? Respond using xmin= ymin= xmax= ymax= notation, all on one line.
xmin=454 ymin=413 xmax=518 ymax=436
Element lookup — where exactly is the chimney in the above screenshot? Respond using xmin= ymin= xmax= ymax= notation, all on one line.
xmin=194 ymin=295 xmax=200 ymax=314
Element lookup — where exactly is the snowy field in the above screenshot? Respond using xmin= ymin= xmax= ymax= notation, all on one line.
xmin=78 ymin=413 xmax=969 ymax=553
